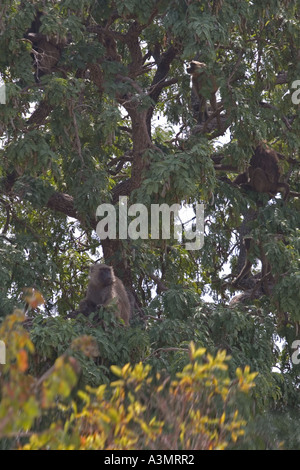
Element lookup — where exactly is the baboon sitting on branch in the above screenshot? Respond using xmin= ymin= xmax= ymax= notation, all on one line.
xmin=234 ymin=143 xmax=290 ymax=200
xmin=78 ymin=264 xmax=131 ymax=325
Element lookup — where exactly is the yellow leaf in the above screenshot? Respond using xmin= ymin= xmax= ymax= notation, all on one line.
xmin=111 ymin=365 xmax=122 ymax=377
xmin=122 ymin=363 xmax=131 ymax=376
xmin=220 ymin=412 xmax=226 ymax=425
xmin=193 ymin=347 xmax=207 ymax=359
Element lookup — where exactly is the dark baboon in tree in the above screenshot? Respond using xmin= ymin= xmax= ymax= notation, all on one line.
xmin=234 ymin=143 xmax=290 ymax=200
xmin=24 ymin=11 xmax=65 ymax=82
xmin=78 ymin=264 xmax=131 ymax=325
xmin=186 ymin=60 xmax=219 ymax=126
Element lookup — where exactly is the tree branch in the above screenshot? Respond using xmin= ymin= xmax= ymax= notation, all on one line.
xmin=146 ymin=45 xmax=178 ymax=135
xmin=27 ymin=100 xmax=53 ymax=126
xmin=147 ymin=273 xmax=169 ymax=293
xmin=46 ymin=191 xmax=83 ymax=222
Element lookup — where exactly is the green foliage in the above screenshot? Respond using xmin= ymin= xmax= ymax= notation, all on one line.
xmin=0 ymin=313 xmax=258 ymax=450
xmin=0 ymin=0 xmax=299 ymax=450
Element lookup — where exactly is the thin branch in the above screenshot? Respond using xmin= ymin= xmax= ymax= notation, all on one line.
xmin=0 ymin=197 xmax=11 ymax=234
xmin=69 ymin=101 xmax=84 ymax=165
xmin=147 ymin=273 xmax=169 ymax=292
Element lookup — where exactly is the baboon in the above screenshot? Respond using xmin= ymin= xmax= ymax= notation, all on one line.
xmin=77 ymin=298 xmax=98 ymax=317
xmin=234 ymin=143 xmax=290 ymax=200
xmin=33 ymin=39 xmax=61 ymax=77
xmin=186 ymin=60 xmax=219 ymax=125
xmin=24 ymin=11 xmax=64 ymax=82
xmin=78 ymin=264 xmax=131 ymax=325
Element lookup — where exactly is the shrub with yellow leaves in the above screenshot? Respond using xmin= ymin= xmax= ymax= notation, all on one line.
xmin=0 ymin=312 xmax=257 ymax=450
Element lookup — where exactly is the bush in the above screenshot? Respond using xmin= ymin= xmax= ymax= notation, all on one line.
xmin=0 ymin=311 xmax=257 ymax=450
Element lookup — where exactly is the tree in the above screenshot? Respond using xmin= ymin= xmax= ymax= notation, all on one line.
xmin=0 ymin=0 xmax=299 ymax=449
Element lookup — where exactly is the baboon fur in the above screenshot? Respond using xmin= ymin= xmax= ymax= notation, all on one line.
xmin=186 ymin=60 xmax=218 ymax=124
xmin=79 ymin=264 xmax=130 ymax=325
xmin=234 ymin=143 xmax=290 ymax=200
